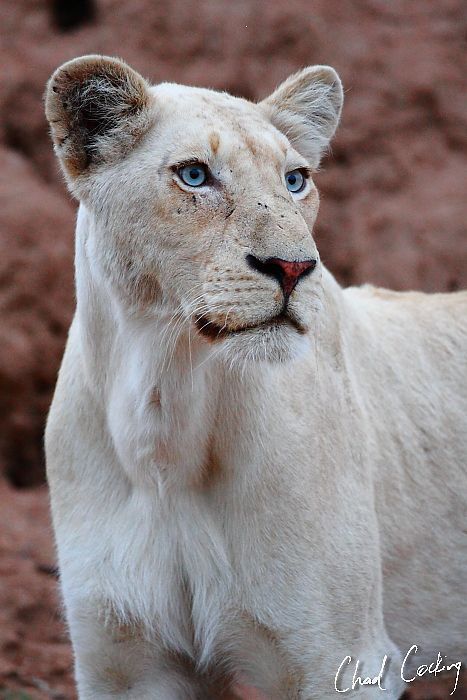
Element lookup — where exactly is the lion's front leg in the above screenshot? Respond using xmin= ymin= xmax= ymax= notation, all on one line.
xmin=68 ymin=601 xmax=203 ymax=700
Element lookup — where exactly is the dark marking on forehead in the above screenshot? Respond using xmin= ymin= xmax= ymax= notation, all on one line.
xmin=241 ymin=130 xmax=284 ymax=166
xmin=243 ymin=134 xmax=258 ymax=157
xmin=171 ymin=93 xmax=287 ymax=166
xmin=209 ymin=132 xmax=220 ymax=154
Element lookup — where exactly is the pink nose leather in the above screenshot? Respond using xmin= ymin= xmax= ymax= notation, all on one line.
xmin=266 ymin=257 xmax=316 ymax=296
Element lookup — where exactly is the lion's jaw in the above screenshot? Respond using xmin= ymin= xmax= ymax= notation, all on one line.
xmin=190 ymin=264 xmax=324 ymax=365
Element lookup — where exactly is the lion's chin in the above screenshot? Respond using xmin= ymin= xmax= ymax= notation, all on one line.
xmin=207 ymin=321 xmax=311 ymax=365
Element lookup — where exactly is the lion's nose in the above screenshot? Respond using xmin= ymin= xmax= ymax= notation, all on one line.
xmin=246 ymin=255 xmax=317 ymax=297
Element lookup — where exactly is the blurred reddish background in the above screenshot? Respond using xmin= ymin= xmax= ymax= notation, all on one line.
xmin=0 ymin=1 xmax=465 ymax=698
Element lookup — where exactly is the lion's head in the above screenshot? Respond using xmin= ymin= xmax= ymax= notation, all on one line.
xmin=45 ymin=55 xmax=343 ymax=363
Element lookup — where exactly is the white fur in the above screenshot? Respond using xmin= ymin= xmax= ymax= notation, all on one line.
xmin=45 ymin=56 xmax=466 ymax=699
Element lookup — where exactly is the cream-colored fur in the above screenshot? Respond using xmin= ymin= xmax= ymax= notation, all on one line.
xmin=44 ymin=56 xmax=466 ymax=699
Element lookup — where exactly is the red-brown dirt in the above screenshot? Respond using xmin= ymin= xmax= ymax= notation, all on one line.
xmin=0 ymin=1 xmax=465 ymax=698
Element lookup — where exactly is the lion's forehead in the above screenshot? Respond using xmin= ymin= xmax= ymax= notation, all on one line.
xmin=150 ymin=82 xmax=289 ymax=166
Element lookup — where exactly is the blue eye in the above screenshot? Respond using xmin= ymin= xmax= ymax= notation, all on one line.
xmin=178 ymin=164 xmax=208 ymax=187
xmin=285 ymin=169 xmax=306 ymax=193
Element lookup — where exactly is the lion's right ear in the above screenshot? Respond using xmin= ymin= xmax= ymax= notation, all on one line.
xmin=259 ymin=66 xmax=343 ymax=169
xmin=45 ymin=55 xmax=153 ymax=182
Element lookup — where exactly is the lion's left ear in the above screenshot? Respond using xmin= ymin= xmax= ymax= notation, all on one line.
xmin=45 ymin=55 xmax=153 ymax=184
xmin=259 ymin=66 xmax=343 ymax=169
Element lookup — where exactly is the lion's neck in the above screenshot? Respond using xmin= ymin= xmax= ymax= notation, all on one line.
xmin=75 ymin=219 xmax=347 ymax=489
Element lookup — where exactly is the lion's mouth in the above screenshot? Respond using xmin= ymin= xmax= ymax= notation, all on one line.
xmin=195 ymin=312 xmax=306 ymax=341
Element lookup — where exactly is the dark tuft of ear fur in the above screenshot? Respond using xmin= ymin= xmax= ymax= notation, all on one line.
xmin=259 ymin=66 xmax=343 ymax=169
xmin=45 ymin=55 xmax=152 ymax=179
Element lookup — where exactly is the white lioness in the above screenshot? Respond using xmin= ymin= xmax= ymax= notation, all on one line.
xmin=44 ymin=55 xmax=466 ymax=699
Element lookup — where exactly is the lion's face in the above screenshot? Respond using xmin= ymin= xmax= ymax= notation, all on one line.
xmin=46 ymin=56 xmax=343 ymax=362
xmin=108 ymin=85 xmax=323 ymax=362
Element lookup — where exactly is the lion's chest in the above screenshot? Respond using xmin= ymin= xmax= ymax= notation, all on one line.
xmin=87 ymin=483 xmax=302 ymax=685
